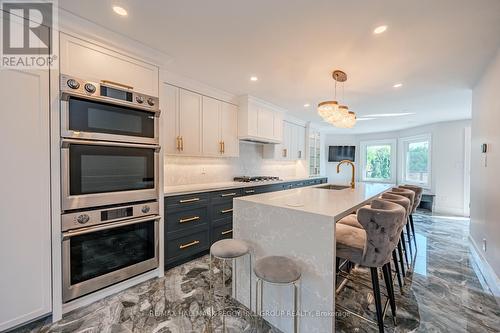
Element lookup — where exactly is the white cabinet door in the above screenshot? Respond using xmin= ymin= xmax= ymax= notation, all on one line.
xmin=202 ymin=96 xmax=221 ymax=156
xmin=257 ymin=107 xmax=274 ymax=140
xmin=289 ymin=123 xmax=299 ymax=160
xmin=220 ymin=102 xmax=239 ymax=157
xmin=60 ymin=33 xmax=159 ymax=96
xmin=179 ymin=89 xmax=202 ymax=155
xmin=282 ymin=122 xmax=293 ymax=160
xmin=161 ymin=84 xmax=180 ymax=155
xmin=297 ymin=125 xmax=306 ymax=160
xmin=273 ymin=112 xmax=284 ymax=142
xmin=0 ymin=69 xmax=51 ymax=331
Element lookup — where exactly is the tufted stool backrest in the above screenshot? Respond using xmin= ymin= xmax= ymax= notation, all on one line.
xmin=399 ymin=185 xmax=423 ymax=212
xmin=356 ymin=199 xmax=406 ymax=267
xmin=388 ymin=188 xmax=415 ymax=212
xmin=381 ymin=192 xmax=412 ymax=219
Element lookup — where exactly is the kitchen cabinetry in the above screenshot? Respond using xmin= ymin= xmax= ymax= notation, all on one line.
xmin=309 ymin=129 xmax=322 ymax=176
xmin=0 ymin=68 xmax=51 ymax=331
xmin=238 ymin=96 xmax=283 ymax=143
xmin=164 ymin=178 xmax=327 ymax=269
xmin=60 ymin=33 xmax=159 ymax=96
xmin=263 ymin=121 xmax=306 ymax=160
xmin=162 ymin=84 xmax=238 ymax=157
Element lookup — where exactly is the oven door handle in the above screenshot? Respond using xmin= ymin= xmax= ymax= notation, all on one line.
xmin=61 ymin=138 xmax=161 ymax=151
xmin=62 ymin=215 xmax=160 ymax=240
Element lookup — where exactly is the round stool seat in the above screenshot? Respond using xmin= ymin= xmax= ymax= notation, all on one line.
xmin=254 ymin=256 xmax=301 ymax=284
xmin=210 ymin=239 xmax=249 ymax=259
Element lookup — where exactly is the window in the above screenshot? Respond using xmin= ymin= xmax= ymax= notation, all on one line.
xmin=360 ymin=139 xmax=397 ymax=183
xmin=400 ymin=134 xmax=431 ymax=188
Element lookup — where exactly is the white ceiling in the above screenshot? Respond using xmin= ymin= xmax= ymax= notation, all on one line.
xmin=59 ymin=0 xmax=500 ymax=133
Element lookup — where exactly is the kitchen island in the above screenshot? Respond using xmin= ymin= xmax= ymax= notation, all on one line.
xmin=232 ymin=182 xmax=392 ymax=333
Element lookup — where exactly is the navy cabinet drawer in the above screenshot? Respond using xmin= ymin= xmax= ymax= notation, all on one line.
xmin=166 ymin=229 xmax=209 ymax=262
xmin=212 ymin=221 xmax=233 ymax=243
xmin=211 ymin=201 xmax=234 ymax=221
xmin=210 ymin=189 xmax=243 ymax=203
xmin=166 ymin=206 xmax=209 ymax=234
xmin=166 ymin=193 xmax=209 ymax=211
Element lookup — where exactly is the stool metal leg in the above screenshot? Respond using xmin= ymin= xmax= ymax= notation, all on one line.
xmin=397 ymin=241 xmax=406 ymax=278
xmin=248 ymin=253 xmax=252 ymax=312
xmin=409 ymin=214 xmax=417 ymax=248
xmin=293 ymin=281 xmax=299 ymax=333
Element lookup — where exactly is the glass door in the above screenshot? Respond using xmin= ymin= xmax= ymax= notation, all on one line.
xmin=309 ymin=131 xmax=321 ymax=176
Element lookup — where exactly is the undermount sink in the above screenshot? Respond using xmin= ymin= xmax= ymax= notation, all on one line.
xmin=316 ymin=184 xmax=351 ymax=190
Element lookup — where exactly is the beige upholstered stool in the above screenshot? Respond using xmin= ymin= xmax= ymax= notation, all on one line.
xmin=387 ymin=188 xmax=416 ymax=263
xmin=336 ymin=199 xmax=406 ymax=332
xmin=399 ymin=184 xmax=423 ymax=247
xmin=254 ymin=256 xmax=301 ymax=333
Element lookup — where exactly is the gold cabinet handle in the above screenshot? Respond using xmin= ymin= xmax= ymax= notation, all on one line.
xmin=179 ymin=216 xmax=200 ymax=223
xmin=180 ymin=136 xmax=184 ymax=151
xmin=219 ymin=141 xmax=223 ymax=154
xmin=221 ymin=229 xmax=233 ymax=235
xmin=101 ymin=80 xmax=133 ymax=90
xmin=176 ymin=136 xmax=180 ymax=151
xmin=222 ymin=141 xmax=225 ymax=154
xmin=283 ymin=148 xmax=287 ymax=158
xmin=179 ymin=240 xmax=200 ymax=249
xmin=220 ymin=208 xmax=233 ymax=214
xmin=221 ymin=192 xmax=236 ymax=197
xmin=179 ymin=198 xmax=200 ymax=203
xmin=245 ymin=190 xmax=255 ymax=194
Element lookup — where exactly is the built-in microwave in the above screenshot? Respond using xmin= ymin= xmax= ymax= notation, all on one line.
xmin=61 ymin=139 xmax=159 ymax=211
xmin=60 ymin=74 xmax=160 ymax=145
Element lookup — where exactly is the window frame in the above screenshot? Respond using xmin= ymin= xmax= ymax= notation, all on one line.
xmin=399 ymin=133 xmax=432 ymax=189
xmin=359 ymin=139 xmax=397 ymax=184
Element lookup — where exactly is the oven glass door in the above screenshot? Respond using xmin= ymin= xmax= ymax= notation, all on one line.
xmin=70 ymin=220 xmax=155 ymax=285
xmin=63 ymin=217 xmax=159 ymax=302
xmin=69 ymin=143 xmax=155 ymax=195
xmin=67 ymin=96 xmax=156 ymax=141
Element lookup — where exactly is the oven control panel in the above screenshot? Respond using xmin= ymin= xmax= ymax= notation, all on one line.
xmin=60 ymin=74 xmax=160 ymax=113
xmin=62 ymin=201 xmax=159 ymax=232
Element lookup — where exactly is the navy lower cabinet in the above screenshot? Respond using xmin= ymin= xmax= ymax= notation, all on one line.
xmin=164 ymin=177 xmax=327 ymax=269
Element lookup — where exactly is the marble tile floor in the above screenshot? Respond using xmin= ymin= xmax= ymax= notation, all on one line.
xmin=9 ymin=211 xmax=500 ymax=333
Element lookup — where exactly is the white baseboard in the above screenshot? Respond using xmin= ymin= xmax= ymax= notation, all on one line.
xmin=469 ymin=236 xmax=500 ymax=301
xmin=433 ymin=205 xmax=465 ymax=217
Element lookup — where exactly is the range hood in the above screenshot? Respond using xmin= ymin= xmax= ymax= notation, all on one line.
xmin=238 ymin=95 xmax=283 ymax=144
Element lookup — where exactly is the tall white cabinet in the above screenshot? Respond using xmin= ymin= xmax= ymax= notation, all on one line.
xmin=264 ymin=121 xmax=306 ymax=160
xmin=0 ymin=69 xmax=52 ymax=331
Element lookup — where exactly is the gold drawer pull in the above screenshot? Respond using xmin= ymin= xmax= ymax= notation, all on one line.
xmin=221 ymin=208 xmax=233 ymax=214
xmin=179 ymin=240 xmax=200 ymax=249
xmin=245 ymin=190 xmax=255 ymax=194
xmin=179 ymin=198 xmax=200 ymax=203
xmin=221 ymin=192 xmax=237 ymax=197
xmin=221 ymin=229 xmax=233 ymax=235
xmin=101 ymin=79 xmax=133 ymax=90
xmin=179 ymin=216 xmax=200 ymax=223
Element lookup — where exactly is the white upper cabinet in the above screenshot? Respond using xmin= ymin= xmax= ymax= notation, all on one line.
xmin=0 ymin=68 xmax=51 ymax=331
xmin=178 ymin=89 xmax=203 ymax=155
xmin=60 ymin=33 xmax=159 ymax=96
xmin=263 ymin=121 xmax=306 ymax=161
xmin=161 ymin=84 xmax=238 ymax=157
xmin=238 ymin=96 xmax=284 ymax=143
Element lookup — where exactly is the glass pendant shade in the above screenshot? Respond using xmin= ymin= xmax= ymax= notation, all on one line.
xmin=317 ymin=101 xmax=339 ymax=119
xmin=334 ymin=111 xmax=357 ymax=128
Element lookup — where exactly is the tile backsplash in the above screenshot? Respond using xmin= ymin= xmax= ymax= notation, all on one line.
xmin=164 ymin=142 xmax=307 ymax=186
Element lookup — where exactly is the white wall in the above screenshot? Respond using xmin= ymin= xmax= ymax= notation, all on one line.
xmin=325 ymin=119 xmax=471 ymax=216
xmin=470 ymin=48 xmax=500 ymax=279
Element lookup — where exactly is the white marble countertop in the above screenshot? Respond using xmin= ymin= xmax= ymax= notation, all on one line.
xmin=234 ymin=182 xmax=393 ymax=220
xmin=163 ymin=176 xmax=327 ymax=196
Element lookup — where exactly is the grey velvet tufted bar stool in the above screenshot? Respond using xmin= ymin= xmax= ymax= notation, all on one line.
xmin=387 ymin=187 xmax=416 ymax=265
xmin=336 ymin=199 xmax=406 ymax=333
xmin=399 ymin=184 xmax=423 ymax=248
xmin=208 ymin=239 xmax=252 ymax=329
xmin=379 ymin=192 xmax=412 ymax=291
xmin=254 ymin=255 xmax=301 ymax=333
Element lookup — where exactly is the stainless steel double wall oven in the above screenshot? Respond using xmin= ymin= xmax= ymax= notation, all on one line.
xmin=60 ymin=74 xmax=161 ymax=302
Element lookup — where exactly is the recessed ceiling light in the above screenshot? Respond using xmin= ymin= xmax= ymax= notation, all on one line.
xmin=393 ymin=83 xmax=403 ymax=88
xmin=304 ymin=103 xmax=310 ymax=107
xmin=113 ymin=5 xmax=128 ymax=16
xmin=250 ymin=76 xmax=258 ymax=82
xmin=373 ymin=25 xmax=388 ymax=34
xmin=364 ymin=112 xmax=414 ymax=117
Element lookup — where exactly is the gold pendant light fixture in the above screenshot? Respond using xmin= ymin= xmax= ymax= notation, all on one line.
xmin=318 ymin=70 xmax=356 ymax=128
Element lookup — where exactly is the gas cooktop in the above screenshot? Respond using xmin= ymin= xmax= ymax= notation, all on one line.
xmin=233 ymin=176 xmax=281 ymax=183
